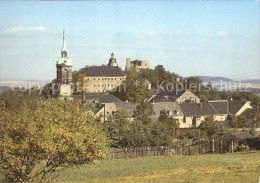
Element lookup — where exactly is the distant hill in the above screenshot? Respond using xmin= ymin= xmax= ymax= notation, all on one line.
xmin=198 ymin=76 xmax=233 ymax=82
xmin=0 ymin=86 xmax=11 ymax=94
xmin=240 ymin=79 xmax=260 ymax=84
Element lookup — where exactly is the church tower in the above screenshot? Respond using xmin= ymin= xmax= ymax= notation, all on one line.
xmin=56 ymin=30 xmax=73 ymax=99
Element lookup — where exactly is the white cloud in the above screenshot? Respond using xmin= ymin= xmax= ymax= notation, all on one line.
xmin=216 ymin=31 xmax=229 ymax=37
xmin=3 ymin=26 xmax=48 ymax=34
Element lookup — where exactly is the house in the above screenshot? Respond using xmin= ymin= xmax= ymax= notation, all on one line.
xmin=86 ymin=93 xmax=136 ymax=122
xmin=151 ymin=102 xmax=186 ymax=127
xmin=84 ymin=53 xmax=126 ymax=93
xmin=208 ymin=100 xmax=252 ymax=121
xmin=134 ymin=77 xmax=151 ymax=90
xmin=208 ymin=100 xmax=229 ymax=121
xmin=149 ymin=89 xmax=200 ymax=104
xmin=180 ymin=103 xmax=219 ymax=127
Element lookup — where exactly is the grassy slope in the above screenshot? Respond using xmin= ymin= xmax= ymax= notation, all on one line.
xmin=55 ymin=151 xmax=260 ymax=183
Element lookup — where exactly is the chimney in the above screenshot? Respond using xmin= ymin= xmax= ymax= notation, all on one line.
xmin=126 ymin=100 xmax=128 ymax=103
xmin=200 ymin=102 xmax=203 ymax=108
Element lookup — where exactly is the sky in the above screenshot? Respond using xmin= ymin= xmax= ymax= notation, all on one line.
xmin=0 ymin=1 xmax=259 ymax=81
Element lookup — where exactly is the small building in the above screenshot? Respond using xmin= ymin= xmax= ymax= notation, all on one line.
xmin=149 ymin=89 xmax=200 ymax=104
xmin=125 ymin=58 xmax=149 ymax=71
xmin=208 ymin=100 xmax=229 ymax=121
xmin=151 ymin=102 xmax=186 ymax=127
xmin=180 ymin=103 xmax=219 ymax=127
xmin=134 ymin=77 xmax=152 ymax=90
xmin=85 ymin=93 xmax=136 ymax=122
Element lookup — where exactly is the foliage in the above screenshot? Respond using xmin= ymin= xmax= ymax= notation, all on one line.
xmin=231 ymin=91 xmax=260 ymax=107
xmin=0 ymin=89 xmax=43 ymax=111
xmin=199 ymin=116 xmax=220 ymax=139
xmin=0 ymin=100 xmax=109 ymax=182
xmin=228 ymin=115 xmax=248 ymax=128
xmin=150 ymin=110 xmax=179 ymax=146
xmin=127 ymin=120 xmax=151 ymax=147
xmin=133 ymin=100 xmax=154 ymax=125
xmin=113 ymin=68 xmax=148 ymax=103
xmin=251 ymin=110 xmax=260 ymax=128
xmin=184 ymin=129 xmax=208 ymax=141
xmin=103 ymin=109 xmax=130 ymax=147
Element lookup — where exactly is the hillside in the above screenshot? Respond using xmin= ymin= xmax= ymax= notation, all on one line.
xmin=198 ymin=76 xmax=233 ymax=82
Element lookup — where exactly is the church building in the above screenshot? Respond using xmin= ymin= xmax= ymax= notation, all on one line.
xmin=55 ymin=30 xmax=73 ymax=99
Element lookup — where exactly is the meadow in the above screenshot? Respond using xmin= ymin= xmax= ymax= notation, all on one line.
xmin=54 ymin=151 xmax=260 ymax=183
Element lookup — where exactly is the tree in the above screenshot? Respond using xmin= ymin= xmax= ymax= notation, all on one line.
xmin=0 ymin=89 xmax=43 ymax=111
xmin=73 ymin=73 xmax=87 ymax=94
xmin=199 ymin=116 xmax=220 ymax=153
xmin=228 ymin=115 xmax=248 ymax=128
xmin=0 ymin=100 xmax=108 ymax=182
xmin=150 ymin=110 xmax=179 ymax=146
xmin=127 ymin=119 xmax=151 ymax=147
xmin=103 ymin=109 xmax=130 ymax=147
xmin=113 ymin=68 xmax=148 ymax=103
xmin=133 ymin=100 xmax=154 ymax=125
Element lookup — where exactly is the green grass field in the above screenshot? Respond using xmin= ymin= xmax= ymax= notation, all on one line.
xmin=52 ymin=151 xmax=260 ymax=183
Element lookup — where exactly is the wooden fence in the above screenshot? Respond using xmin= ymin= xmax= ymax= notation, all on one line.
xmin=109 ymin=137 xmax=260 ymax=159
xmin=110 ymin=142 xmax=211 ymax=159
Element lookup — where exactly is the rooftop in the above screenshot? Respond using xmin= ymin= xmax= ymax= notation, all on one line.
xmin=180 ymin=103 xmax=218 ymax=117
xmin=85 ymin=66 xmax=125 ymax=77
xmin=86 ymin=93 xmax=123 ymax=103
xmin=150 ymin=89 xmax=186 ymax=103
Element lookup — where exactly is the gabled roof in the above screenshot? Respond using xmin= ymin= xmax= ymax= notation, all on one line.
xmin=228 ymin=101 xmax=247 ymax=115
xmin=180 ymin=103 xmax=218 ymax=117
xmin=152 ymin=102 xmax=184 ymax=118
xmin=150 ymin=89 xmax=186 ymax=102
xmin=85 ymin=66 xmax=125 ymax=77
xmin=86 ymin=93 xmax=123 ymax=103
xmin=208 ymin=100 xmax=228 ymax=115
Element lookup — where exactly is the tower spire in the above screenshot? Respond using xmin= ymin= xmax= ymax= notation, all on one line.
xmin=61 ymin=30 xmax=67 ymax=57
xmin=62 ymin=29 xmax=66 ymax=51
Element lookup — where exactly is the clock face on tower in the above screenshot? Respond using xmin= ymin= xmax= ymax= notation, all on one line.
xmin=63 ymin=88 xmax=68 ymax=94
xmin=60 ymin=84 xmax=72 ymax=97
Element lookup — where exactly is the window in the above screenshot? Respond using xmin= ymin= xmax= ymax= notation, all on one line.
xmin=108 ymin=84 xmax=110 ymax=87
xmin=108 ymin=78 xmax=110 ymax=80
xmin=93 ymin=84 xmax=96 ymax=87
xmin=98 ymin=78 xmax=100 ymax=80
xmin=111 ymin=78 xmax=113 ymax=80
xmin=94 ymin=78 xmax=96 ymax=80
xmin=102 ymin=78 xmax=104 ymax=80
xmin=105 ymin=78 xmax=107 ymax=80
xmin=115 ymin=78 xmax=117 ymax=80
xmin=111 ymin=84 xmax=113 ymax=87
